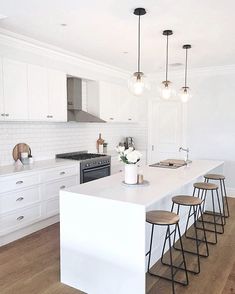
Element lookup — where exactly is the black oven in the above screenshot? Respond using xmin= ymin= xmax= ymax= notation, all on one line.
xmin=81 ymin=164 xmax=111 ymax=184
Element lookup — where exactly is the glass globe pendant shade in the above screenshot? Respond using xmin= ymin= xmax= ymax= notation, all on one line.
xmin=159 ymin=81 xmax=175 ymax=100
xmin=179 ymin=86 xmax=192 ymax=103
xmin=128 ymin=72 xmax=149 ymax=96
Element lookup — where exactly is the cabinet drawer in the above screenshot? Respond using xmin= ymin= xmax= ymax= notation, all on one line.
xmin=41 ymin=166 xmax=78 ymax=182
xmin=0 ymin=186 xmax=40 ymax=214
xmin=0 ymin=205 xmax=41 ymax=234
xmin=0 ymin=174 xmax=40 ymax=193
xmin=45 ymin=198 xmax=59 ymax=217
xmin=41 ymin=176 xmax=77 ymax=200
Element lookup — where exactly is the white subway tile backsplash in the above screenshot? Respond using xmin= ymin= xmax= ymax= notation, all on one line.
xmin=0 ymin=121 xmax=147 ymax=166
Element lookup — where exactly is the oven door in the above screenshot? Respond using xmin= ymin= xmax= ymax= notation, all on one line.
xmin=81 ymin=165 xmax=111 ymax=183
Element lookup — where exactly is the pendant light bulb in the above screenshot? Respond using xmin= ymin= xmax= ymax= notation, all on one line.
xmin=179 ymin=87 xmax=192 ymax=103
xmin=179 ymin=44 xmax=192 ymax=103
xmin=128 ymin=8 xmax=149 ymax=96
xmin=159 ymin=30 xmax=175 ymax=100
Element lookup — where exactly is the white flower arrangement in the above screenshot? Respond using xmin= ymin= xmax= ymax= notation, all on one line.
xmin=116 ymin=146 xmax=142 ymax=164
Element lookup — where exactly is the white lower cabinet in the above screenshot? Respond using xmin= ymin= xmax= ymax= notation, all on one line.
xmin=0 ymin=204 xmax=41 ymax=235
xmin=0 ymin=163 xmax=79 ymax=246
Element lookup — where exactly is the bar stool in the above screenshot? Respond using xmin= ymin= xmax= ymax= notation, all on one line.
xmin=193 ymin=182 xmax=224 ymax=244
xmin=146 ymin=210 xmax=188 ymax=294
xmin=171 ymin=195 xmax=209 ymax=275
xmin=204 ymin=174 xmax=230 ymax=223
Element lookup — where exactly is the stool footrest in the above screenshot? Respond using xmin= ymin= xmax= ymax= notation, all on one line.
xmin=148 ymin=270 xmax=188 ymax=286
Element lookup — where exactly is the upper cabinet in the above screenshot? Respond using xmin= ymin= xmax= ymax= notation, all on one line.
xmin=0 ymin=58 xmax=67 ymax=122
xmin=28 ymin=65 xmax=67 ymax=122
xmin=28 ymin=64 xmax=49 ymax=121
xmin=47 ymin=69 xmax=67 ymax=122
xmin=87 ymin=81 xmax=140 ymax=123
xmin=2 ymin=58 xmax=28 ymax=120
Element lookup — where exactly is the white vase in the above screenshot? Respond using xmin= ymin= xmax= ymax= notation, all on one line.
xmin=125 ymin=164 xmax=137 ymax=184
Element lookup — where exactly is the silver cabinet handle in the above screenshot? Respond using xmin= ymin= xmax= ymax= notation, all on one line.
xmin=47 ymin=115 xmax=53 ymax=118
xmin=60 ymin=171 xmax=65 ymax=175
xmin=1 ymin=113 xmax=5 ymax=117
xmin=16 ymin=197 xmax=24 ymax=202
xmin=5 ymin=113 xmax=9 ymax=117
xmin=128 ymin=118 xmax=132 ymax=121
xmin=109 ymin=118 xmax=114 ymax=120
xmin=17 ymin=216 xmax=24 ymax=221
xmin=60 ymin=185 xmax=66 ymax=189
xmin=16 ymin=180 xmax=23 ymax=185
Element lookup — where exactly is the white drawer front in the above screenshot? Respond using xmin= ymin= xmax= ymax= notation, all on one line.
xmin=41 ymin=176 xmax=77 ymax=200
xmin=0 ymin=205 xmax=41 ymax=234
xmin=0 ymin=186 xmax=40 ymax=214
xmin=41 ymin=165 xmax=78 ymax=182
xmin=0 ymin=174 xmax=40 ymax=193
xmin=45 ymin=198 xmax=59 ymax=217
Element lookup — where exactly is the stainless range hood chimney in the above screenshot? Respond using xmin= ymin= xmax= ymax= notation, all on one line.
xmin=67 ymin=77 xmax=105 ymax=123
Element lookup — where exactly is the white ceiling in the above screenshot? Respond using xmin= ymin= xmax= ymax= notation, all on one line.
xmin=0 ymin=0 xmax=234 ymax=73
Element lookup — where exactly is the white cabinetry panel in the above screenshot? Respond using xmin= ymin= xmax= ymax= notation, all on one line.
xmin=3 ymin=58 xmax=28 ymax=120
xmin=0 ymin=204 xmax=41 ymax=235
xmin=28 ymin=64 xmax=49 ymax=120
xmin=0 ymin=186 xmax=40 ymax=214
xmin=0 ymin=173 xmax=40 ymax=193
xmin=0 ymin=58 xmax=4 ymax=121
xmin=48 ymin=69 xmax=67 ymax=122
xmin=42 ymin=176 xmax=77 ymax=200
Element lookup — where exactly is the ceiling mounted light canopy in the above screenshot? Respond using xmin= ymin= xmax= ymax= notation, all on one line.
xmin=128 ymin=7 xmax=149 ymax=96
xmin=179 ymin=44 xmax=192 ymax=103
xmin=159 ymin=29 xmax=175 ymax=100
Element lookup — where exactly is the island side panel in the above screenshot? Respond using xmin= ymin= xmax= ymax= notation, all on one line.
xmin=60 ymin=191 xmax=146 ymax=294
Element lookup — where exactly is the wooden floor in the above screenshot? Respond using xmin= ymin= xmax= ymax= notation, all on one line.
xmin=0 ymin=198 xmax=234 ymax=294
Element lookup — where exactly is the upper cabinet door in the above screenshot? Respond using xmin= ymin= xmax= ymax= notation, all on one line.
xmin=48 ymin=69 xmax=67 ymax=122
xmin=0 ymin=58 xmax=4 ymax=121
xmin=3 ymin=58 xmax=28 ymax=120
xmin=28 ymin=64 xmax=49 ymax=121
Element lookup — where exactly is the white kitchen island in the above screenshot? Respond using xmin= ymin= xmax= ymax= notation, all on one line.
xmin=60 ymin=160 xmax=223 ymax=294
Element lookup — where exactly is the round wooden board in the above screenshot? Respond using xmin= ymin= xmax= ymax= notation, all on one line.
xmin=12 ymin=143 xmax=31 ymax=162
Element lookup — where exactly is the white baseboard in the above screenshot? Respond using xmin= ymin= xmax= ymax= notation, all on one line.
xmin=227 ymin=188 xmax=235 ymax=197
xmin=0 ymin=215 xmax=59 ymax=247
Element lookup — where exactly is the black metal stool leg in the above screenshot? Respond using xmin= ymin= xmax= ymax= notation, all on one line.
xmin=199 ymin=205 xmax=209 ymax=257
xmin=177 ymin=223 xmax=189 ymax=285
xmin=146 ymin=224 xmax=154 ymax=272
xmin=168 ymin=226 xmax=176 ymax=294
xmin=215 ymin=188 xmax=225 ymax=232
xmin=222 ymin=179 xmax=230 ymax=218
xmin=220 ymin=179 xmax=226 ymax=225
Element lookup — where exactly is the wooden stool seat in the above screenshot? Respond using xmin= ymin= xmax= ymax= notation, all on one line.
xmin=172 ymin=195 xmax=203 ymax=206
xmin=146 ymin=210 xmax=179 ymax=225
xmin=193 ymin=182 xmax=218 ymax=190
xmin=204 ymin=173 xmax=225 ymax=180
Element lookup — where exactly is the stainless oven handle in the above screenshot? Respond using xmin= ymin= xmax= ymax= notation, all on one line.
xmin=83 ymin=165 xmax=110 ymax=173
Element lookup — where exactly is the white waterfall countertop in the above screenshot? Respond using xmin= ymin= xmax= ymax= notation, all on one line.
xmin=65 ymin=159 xmax=223 ymax=208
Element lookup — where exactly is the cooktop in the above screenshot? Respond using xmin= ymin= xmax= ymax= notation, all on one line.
xmin=56 ymin=152 xmax=107 ymax=161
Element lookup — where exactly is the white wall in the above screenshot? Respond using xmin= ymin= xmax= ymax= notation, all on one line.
xmin=0 ymin=32 xmax=148 ymax=166
xmin=149 ymin=66 xmax=235 ymax=191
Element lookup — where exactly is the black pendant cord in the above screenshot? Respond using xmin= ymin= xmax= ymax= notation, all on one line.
xmin=137 ymin=14 xmax=141 ymax=73
xmin=184 ymin=48 xmax=188 ymax=88
xmin=165 ymin=34 xmax=169 ymax=82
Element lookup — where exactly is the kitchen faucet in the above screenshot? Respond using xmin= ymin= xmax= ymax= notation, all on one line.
xmin=179 ymin=147 xmax=190 ymax=163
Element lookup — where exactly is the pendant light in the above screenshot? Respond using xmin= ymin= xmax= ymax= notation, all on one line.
xmin=159 ymin=30 xmax=175 ymax=100
xmin=179 ymin=44 xmax=192 ymax=103
xmin=128 ymin=8 xmax=149 ymax=96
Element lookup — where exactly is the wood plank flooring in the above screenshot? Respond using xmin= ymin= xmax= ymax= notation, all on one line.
xmin=0 ymin=198 xmax=234 ymax=294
